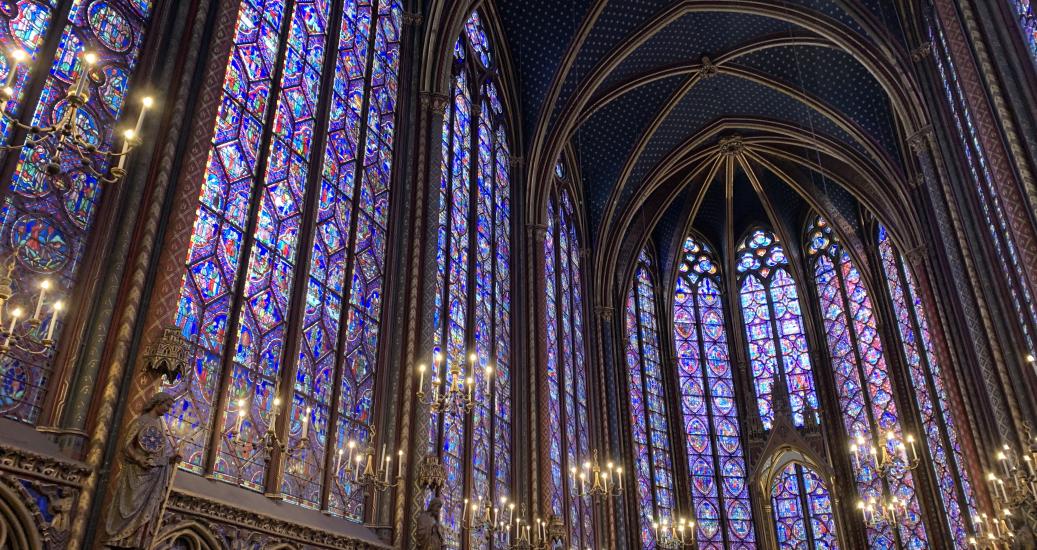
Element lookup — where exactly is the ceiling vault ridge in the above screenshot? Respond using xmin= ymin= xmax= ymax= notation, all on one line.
xmin=591 ymin=69 xmax=903 ymax=271
xmin=592 ymin=120 xmax=915 ymax=310
xmin=526 ymin=0 xmax=929 ymax=221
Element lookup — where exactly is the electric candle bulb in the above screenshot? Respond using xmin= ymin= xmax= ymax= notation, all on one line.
xmin=117 ymin=129 xmax=136 ymax=170
xmin=45 ymin=301 xmax=63 ymax=340
xmin=134 ymin=96 xmax=153 ymax=133
xmin=417 ymin=363 xmax=426 ymax=392
xmin=0 ymin=49 xmax=26 ymax=92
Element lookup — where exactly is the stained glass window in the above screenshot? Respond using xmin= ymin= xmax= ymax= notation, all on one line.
xmin=770 ymin=462 xmax=839 ymax=549
xmin=544 ymin=190 xmax=593 ymax=548
xmin=626 ymin=248 xmax=677 ymax=549
xmin=0 ymin=0 xmax=153 ymax=424
xmin=931 ymin=21 xmax=1037 ymax=363
xmin=428 ymin=11 xmax=512 ymax=549
xmin=879 ymin=226 xmax=977 ymax=548
xmin=1006 ymin=0 xmax=1037 ymax=62
xmin=167 ymin=0 xmax=403 ymax=518
xmin=805 ymin=217 xmax=927 ymax=548
xmin=735 ymin=229 xmax=818 ymax=429
xmin=673 ymin=236 xmax=755 ymax=549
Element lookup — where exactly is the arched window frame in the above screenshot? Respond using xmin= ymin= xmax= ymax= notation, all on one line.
xmin=542 ymin=168 xmax=594 ymax=547
xmin=734 ymin=227 xmax=819 ymax=430
xmin=670 ymin=232 xmax=756 ymax=549
xmin=164 ymin=0 xmax=405 ymax=520
xmin=768 ymin=459 xmax=839 ymax=549
xmin=877 ymin=225 xmax=978 ymax=548
xmin=0 ymin=0 xmax=155 ymax=425
xmin=427 ymin=9 xmax=514 ymax=549
xmin=624 ymin=246 xmax=679 ymax=548
xmin=804 ymin=215 xmax=928 ymax=548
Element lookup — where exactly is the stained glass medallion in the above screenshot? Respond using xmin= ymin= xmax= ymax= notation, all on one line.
xmin=0 ymin=0 xmax=153 ymax=424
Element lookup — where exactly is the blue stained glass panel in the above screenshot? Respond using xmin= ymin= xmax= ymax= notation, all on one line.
xmin=0 ymin=0 xmax=152 ymax=424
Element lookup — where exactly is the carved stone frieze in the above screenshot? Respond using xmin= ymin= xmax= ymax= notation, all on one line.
xmin=164 ymin=490 xmax=384 ymax=549
xmin=0 ymin=444 xmax=91 ymax=487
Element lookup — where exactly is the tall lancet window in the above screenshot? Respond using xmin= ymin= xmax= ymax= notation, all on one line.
xmin=428 ymin=10 xmax=512 ymax=548
xmin=168 ymin=0 xmax=403 ymax=519
xmin=544 ymin=185 xmax=594 ymax=547
xmin=735 ymin=229 xmax=818 ymax=429
xmin=626 ymin=248 xmax=677 ymax=548
xmin=672 ymin=236 xmax=755 ymax=549
xmin=805 ymin=217 xmax=927 ymax=548
xmin=0 ymin=0 xmax=154 ymax=423
xmin=931 ymin=21 xmax=1037 ymax=362
xmin=770 ymin=462 xmax=839 ymax=549
xmin=879 ymin=226 xmax=977 ymax=548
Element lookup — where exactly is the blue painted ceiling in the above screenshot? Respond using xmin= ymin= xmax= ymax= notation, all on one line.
xmin=493 ymin=0 xmax=911 ymax=272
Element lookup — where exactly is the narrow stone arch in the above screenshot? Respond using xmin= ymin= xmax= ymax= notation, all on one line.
xmin=0 ymin=478 xmax=46 ymax=550
xmin=152 ymin=520 xmax=222 ymax=550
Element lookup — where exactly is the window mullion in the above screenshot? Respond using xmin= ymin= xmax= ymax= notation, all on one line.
xmin=830 ymin=255 xmax=904 ymax=549
xmin=269 ymin=0 xmax=347 ymax=498
xmin=317 ymin=0 xmax=387 ymax=518
xmin=460 ymin=75 xmax=481 ymax=550
xmin=203 ymin=0 xmax=299 ymax=475
xmin=555 ymin=205 xmax=578 ymax=542
xmin=795 ymin=465 xmax=819 ymax=549
xmin=896 ymin=256 xmax=973 ymax=521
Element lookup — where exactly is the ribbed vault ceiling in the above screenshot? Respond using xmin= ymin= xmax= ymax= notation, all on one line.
xmin=494 ymin=0 xmax=922 ymax=303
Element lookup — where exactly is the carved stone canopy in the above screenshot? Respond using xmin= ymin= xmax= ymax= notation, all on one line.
xmin=142 ymin=326 xmax=191 ymax=383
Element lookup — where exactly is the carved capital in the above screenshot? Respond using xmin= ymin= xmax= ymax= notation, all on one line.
xmin=595 ymin=306 xmax=614 ymax=321
xmin=911 ymin=41 xmax=933 ymax=62
xmin=909 ymin=173 xmax=926 ymax=189
xmin=907 ymin=125 xmax=934 ymax=152
xmin=527 ymin=223 xmax=548 ymax=243
xmin=420 ymin=92 xmax=450 ymax=115
xmin=402 ymin=12 xmax=423 ymax=26
xmin=903 ymin=245 xmax=928 ymax=269
xmin=509 ymin=155 xmax=525 ymax=170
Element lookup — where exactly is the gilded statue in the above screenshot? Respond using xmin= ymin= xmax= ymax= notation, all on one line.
xmin=415 ymin=497 xmax=444 ymax=550
xmin=102 ymin=392 xmax=179 ymax=549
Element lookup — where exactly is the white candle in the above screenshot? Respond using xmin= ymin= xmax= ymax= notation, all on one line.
xmin=354 ymin=455 xmax=362 ymax=481
xmin=335 ymin=448 xmax=343 ymax=473
xmin=32 ymin=280 xmax=48 ymax=321
xmin=267 ymin=397 xmax=280 ymax=434
xmin=462 ymin=498 xmax=468 ymax=522
xmin=3 ymin=49 xmax=25 ymax=91
xmin=998 ymin=451 xmax=1011 ymax=478
xmin=117 ymin=130 xmax=135 ymax=171
xmin=347 ymin=440 xmax=356 ymax=465
xmin=236 ymin=410 xmax=246 ymax=441
xmin=617 ymin=467 xmax=624 ymax=491
xmin=384 ymin=457 xmax=391 ymax=483
xmin=418 ymin=364 xmax=425 ymax=393
xmin=134 ymin=96 xmax=153 ymax=134
xmin=397 ymin=449 xmax=403 ymax=478
xmin=6 ymin=306 xmax=21 ymax=344
xmin=45 ymin=302 xmax=63 ymax=341
xmin=75 ymin=52 xmax=97 ymax=96
xmin=301 ymin=407 xmax=311 ymax=439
